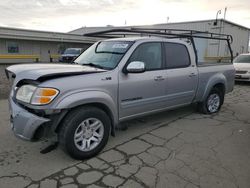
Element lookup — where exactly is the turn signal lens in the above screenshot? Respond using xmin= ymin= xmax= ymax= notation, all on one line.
xmin=41 ymin=89 xmax=57 ymax=96
xmin=39 ymin=97 xmax=51 ymax=104
xmin=31 ymin=88 xmax=59 ymax=105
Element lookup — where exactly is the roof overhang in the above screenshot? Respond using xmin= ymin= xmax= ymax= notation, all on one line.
xmin=0 ymin=26 xmax=99 ymax=43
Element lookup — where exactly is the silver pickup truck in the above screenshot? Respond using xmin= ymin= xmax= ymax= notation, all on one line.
xmin=5 ymin=29 xmax=235 ymax=159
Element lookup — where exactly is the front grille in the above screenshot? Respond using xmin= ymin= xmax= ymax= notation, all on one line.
xmin=62 ymin=56 xmax=74 ymax=62
xmin=236 ymin=70 xmax=248 ymax=74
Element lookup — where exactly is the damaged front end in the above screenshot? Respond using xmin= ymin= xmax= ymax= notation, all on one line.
xmin=5 ymin=63 xmax=105 ymax=141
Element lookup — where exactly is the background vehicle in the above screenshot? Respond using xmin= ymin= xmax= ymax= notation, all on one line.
xmin=233 ymin=53 xmax=250 ymax=81
xmin=5 ymin=29 xmax=235 ymax=159
xmin=59 ymin=48 xmax=83 ymax=63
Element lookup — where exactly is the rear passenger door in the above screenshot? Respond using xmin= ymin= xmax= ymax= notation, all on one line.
xmin=164 ymin=42 xmax=198 ymax=106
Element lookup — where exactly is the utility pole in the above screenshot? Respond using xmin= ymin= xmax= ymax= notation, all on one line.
xmin=215 ymin=10 xmax=222 ymax=57
xmin=224 ymin=7 xmax=227 ymax=20
xmin=222 ymin=7 xmax=227 ymax=35
xmin=222 ymin=7 xmax=227 ymax=56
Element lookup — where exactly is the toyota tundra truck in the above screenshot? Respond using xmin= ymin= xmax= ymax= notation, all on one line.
xmin=5 ymin=29 xmax=235 ymax=159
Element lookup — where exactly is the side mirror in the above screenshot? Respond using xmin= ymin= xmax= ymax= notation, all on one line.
xmin=125 ymin=61 xmax=145 ymax=73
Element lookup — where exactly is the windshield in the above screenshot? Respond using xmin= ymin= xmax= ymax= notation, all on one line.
xmin=233 ymin=55 xmax=250 ymax=63
xmin=64 ymin=48 xmax=81 ymax=55
xmin=74 ymin=41 xmax=133 ymax=70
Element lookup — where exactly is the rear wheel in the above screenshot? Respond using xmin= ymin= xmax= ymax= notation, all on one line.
xmin=198 ymin=88 xmax=224 ymax=114
xmin=59 ymin=106 xmax=111 ymax=159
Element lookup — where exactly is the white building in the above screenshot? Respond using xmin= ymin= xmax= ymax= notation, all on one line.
xmin=0 ymin=27 xmax=98 ymax=63
xmin=70 ymin=19 xmax=250 ymax=58
xmin=141 ymin=19 xmax=250 ymax=57
xmin=0 ymin=19 xmax=249 ymax=64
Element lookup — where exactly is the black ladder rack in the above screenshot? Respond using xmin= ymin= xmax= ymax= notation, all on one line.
xmin=84 ymin=28 xmax=233 ymax=43
xmin=83 ymin=28 xmax=233 ymax=62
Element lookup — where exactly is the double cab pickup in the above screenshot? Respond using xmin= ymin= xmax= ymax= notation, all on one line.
xmin=6 ymin=32 xmax=235 ymax=159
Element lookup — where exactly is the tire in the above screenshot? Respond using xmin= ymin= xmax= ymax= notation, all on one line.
xmin=59 ymin=106 xmax=111 ymax=159
xmin=198 ymin=87 xmax=224 ymax=114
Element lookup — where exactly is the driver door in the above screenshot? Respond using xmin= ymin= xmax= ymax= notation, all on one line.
xmin=118 ymin=42 xmax=167 ymax=120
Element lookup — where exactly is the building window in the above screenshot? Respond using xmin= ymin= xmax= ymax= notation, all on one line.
xmin=7 ymin=42 xmax=19 ymax=53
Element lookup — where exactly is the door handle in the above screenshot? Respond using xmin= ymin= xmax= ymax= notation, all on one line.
xmin=189 ymin=73 xmax=197 ymax=77
xmin=154 ymin=76 xmax=164 ymax=81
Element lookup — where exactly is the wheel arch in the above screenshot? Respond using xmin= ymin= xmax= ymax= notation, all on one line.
xmin=53 ymin=91 xmax=118 ymax=137
xmin=197 ymin=82 xmax=226 ymax=114
xmin=201 ymin=74 xmax=226 ymax=102
xmin=54 ymin=102 xmax=116 ymax=137
xmin=213 ymin=83 xmax=225 ymax=95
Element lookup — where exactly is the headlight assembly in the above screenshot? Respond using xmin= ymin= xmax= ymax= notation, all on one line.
xmin=16 ymin=85 xmax=37 ymax=103
xmin=16 ymin=85 xmax=59 ymax=105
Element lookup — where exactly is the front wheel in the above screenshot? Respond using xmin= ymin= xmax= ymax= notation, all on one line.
xmin=59 ymin=106 xmax=111 ymax=159
xmin=198 ymin=88 xmax=224 ymax=114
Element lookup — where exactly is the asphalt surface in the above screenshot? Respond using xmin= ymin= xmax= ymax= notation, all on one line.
xmin=0 ymin=84 xmax=250 ymax=188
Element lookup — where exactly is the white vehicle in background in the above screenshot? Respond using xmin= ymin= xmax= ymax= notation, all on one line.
xmin=234 ymin=53 xmax=250 ymax=81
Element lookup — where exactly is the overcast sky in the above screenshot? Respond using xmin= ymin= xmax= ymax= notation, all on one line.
xmin=0 ymin=0 xmax=249 ymax=32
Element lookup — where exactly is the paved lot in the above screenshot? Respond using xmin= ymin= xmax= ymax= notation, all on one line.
xmin=0 ymin=84 xmax=250 ymax=188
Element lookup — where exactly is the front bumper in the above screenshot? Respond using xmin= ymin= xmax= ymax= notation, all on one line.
xmin=235 ymin=74 xmax=250 ymax=81
xmin=9 ymin=98 xmax=50 ymax=141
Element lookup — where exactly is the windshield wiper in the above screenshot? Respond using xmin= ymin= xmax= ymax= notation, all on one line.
xmin=82 ymin=63 xmax=106 ymax=70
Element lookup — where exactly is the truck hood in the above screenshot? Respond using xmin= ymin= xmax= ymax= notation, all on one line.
xmin=6 ymin=63 xmax=106 ymax=83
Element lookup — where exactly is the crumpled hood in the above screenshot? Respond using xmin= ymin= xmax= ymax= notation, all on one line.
xmin=6 ymin=63 xmax=106 ymax=83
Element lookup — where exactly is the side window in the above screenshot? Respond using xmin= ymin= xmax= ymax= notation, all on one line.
xmin=129 ymin=42 xmax=162 ymax=70
xmin=164 ymin=43 xmax=190 ymax=69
